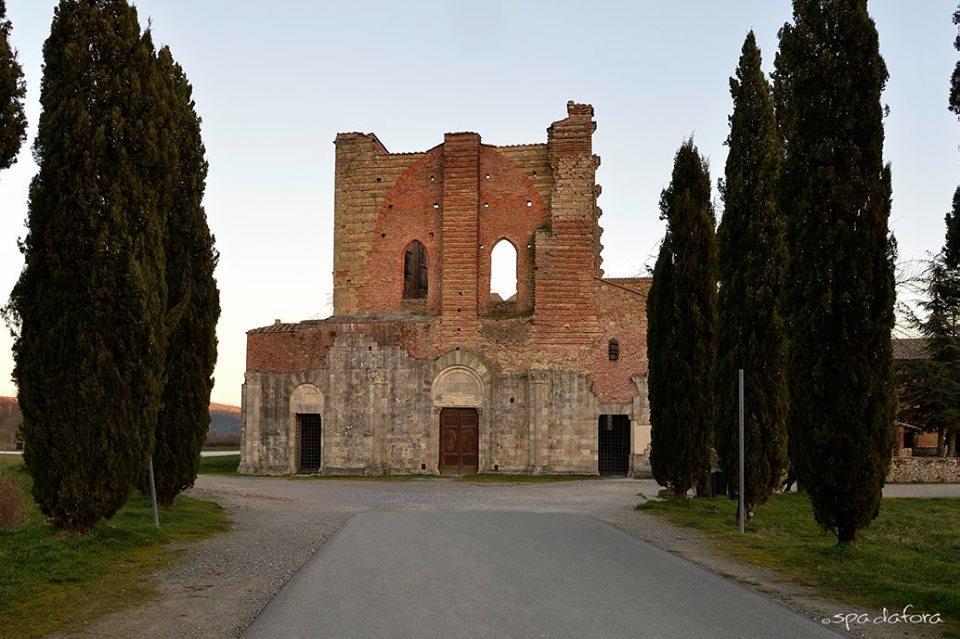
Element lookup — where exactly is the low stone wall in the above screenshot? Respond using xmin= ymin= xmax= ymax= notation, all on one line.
xmin=887 ymin=457 xmax=960 ymax=483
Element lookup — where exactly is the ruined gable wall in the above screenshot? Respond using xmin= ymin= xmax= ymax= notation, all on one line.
xmin=333 ymin=133 xmax=425 ymax=315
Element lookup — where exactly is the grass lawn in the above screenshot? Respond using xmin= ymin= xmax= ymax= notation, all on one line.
xmin=0 ymin=453 xmax=23 ymax=466
xmin=0 ymin=460 xmax=230 ymax=639
xmin=197 ymin=453 xmax=241 ymax=475
xmin=641 ymin=493 xmax=960 ymax=637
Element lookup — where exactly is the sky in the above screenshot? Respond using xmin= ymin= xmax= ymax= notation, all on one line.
xmin=1 ymin=0 xmax=958 ymax=406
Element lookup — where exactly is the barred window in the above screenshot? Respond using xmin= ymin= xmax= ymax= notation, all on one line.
xmin=608 ymin=339 xmax=620 ymax=361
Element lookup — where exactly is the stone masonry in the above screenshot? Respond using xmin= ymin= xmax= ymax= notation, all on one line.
xmin=241 ymin=102 xmax=652 ymax=476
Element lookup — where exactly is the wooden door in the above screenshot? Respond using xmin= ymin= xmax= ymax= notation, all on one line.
xmin=439 ymin=408 xmax=479 ymax=475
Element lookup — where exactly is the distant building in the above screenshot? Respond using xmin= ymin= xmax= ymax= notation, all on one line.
xmin=240 ymin=102 xmax=651 ymax=477
xmin=892 ymin=337 xmax=939 ymax=453
xmin=0 ymin=397 xmax=23 ymax=452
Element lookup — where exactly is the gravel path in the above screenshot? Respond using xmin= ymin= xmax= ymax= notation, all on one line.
xmin=69 ymin=476 xmax=954 ymax=639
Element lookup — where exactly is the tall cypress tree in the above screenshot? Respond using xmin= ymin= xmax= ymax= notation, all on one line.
xmin=648 ymin=140 xmax=718 ymax=497
xmin=146 ymin=46 xmax=219 ymax=507
xmin=4 ymin=0 xmax=167 ymax=529
xmin=774 ymin=0 xmax=896 ymax=543
xmin=716 ymin=32 xmax=788 ymax=516
xmin=0 ymin=0 xmax=26 ymax=170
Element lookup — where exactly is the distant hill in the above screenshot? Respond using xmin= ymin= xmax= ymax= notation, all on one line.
xmin=0 ymin=397 xmax=242 ymax=450
xmin=209 ymin=403 xmax=241 ymax=435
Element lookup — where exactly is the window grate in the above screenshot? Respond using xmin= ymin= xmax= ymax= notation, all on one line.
xmin=598 ymin=415 xmax=630 ymax=475
xmin=298 ymin=413 xmax=322 ymax=473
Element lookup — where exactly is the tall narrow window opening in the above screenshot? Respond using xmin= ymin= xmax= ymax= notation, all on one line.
xmin=490 ymin=239 xmax=517 ymax=303
xmin=403 ymin=241 xmax=428 ymax=299
xmin=608 ymin=339 xmax=620 ymax=361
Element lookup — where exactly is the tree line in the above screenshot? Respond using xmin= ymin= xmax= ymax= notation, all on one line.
xmin=0 ymin=0 xmax=219 ymax=531
xmin=649 ymin=0 xmax=959 ymax=544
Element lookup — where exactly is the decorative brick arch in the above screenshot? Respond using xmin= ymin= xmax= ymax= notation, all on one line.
xmin=362 ymin=147 xmax=444 ymax=314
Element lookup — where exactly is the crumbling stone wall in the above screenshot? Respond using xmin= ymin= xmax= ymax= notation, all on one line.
xmin=887 ymin=457 xmax=960 ymax=483
xmin=241 ymin=332 xmax=621 ymax=475
xmin=242 ymin=101 xmax=651 ymax=475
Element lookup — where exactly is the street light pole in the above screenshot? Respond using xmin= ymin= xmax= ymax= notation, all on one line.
xmin=738 ymin=368 xmax=745 ymax=535
xmin=148 ymin=457 xmax=159 ymax=528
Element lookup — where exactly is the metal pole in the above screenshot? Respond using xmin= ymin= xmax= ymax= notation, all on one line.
xmin=738 ymin=368 xmax=745 ymax=535
xmin=148 ymin=457 xmax=160 ymax=528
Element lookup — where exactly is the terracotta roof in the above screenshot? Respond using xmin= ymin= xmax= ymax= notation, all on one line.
xmin=248 ymin=314 xmax=433 ymax=334
xmin=892 ymin=338 xmax=930 ymax=361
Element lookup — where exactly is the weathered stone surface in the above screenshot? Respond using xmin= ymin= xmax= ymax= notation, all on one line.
xmin=887 ymin=457 xmax=960 ymax=483
xmin=242 ymin=102 xmax=652 ymax=476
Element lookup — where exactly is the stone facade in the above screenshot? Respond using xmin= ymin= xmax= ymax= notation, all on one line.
xmin=241 ymin=102 xmax=652 ymax=476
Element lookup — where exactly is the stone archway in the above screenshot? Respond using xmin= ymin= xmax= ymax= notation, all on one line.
xmin=429 ymin=350 xmax=490 ymax=474
xmin=431 ymin=366 xmax=483 ymax=408
xmin=289 ymin=383 xmax=324 ymax=473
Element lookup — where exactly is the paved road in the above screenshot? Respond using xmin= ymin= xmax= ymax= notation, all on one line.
xmin=243 ymin=510 xmax=839 ymax=639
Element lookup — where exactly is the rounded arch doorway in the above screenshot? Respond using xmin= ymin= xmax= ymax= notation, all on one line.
xmin=432 ymin=365 xmax=483 ymax=476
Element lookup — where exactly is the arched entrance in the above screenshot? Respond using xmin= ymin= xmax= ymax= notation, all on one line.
xmin=431 ymin=363 xmax=485 ymax=476
xmin=289 ymin=383 xmax=324 ymax=474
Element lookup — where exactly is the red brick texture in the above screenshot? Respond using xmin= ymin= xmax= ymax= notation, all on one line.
xmin=249 ymin=102 xmax=648 ymax=404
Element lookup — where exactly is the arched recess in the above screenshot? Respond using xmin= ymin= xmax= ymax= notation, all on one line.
xmin=289 ymin=383 xmax=324 ymax=473
xmin=428 ymin=350 xmax=493 ymax=474
xmin=403 ymin=240 xmax=429 ymax=300
xmin=489 ymin=238 xmax=518 ymax=304
xmin=477 ymin=146 xmax=547 ymax=315
xmin=431 ymin=366 xmax=484 ymax=408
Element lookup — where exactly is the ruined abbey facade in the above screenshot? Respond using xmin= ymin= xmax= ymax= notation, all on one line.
xmin=239 ymin=102 xmax=652 ymax=476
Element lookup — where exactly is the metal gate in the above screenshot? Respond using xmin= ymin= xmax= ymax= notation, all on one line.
xmin=598 ymin=415 xmax=630 ymax=476
xmin=298 ymin=413 xmax=322 ymax=473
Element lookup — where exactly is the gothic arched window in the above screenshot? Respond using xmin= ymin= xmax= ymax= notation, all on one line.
xmin=403 ymin=241 xmax=428 ymax=299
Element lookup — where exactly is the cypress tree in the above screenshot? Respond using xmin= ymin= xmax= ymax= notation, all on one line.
xmin=4 ymin=0 xmax=167 ymax=529
xmin=716 ymin=32 xmax=788 ymax=516
xmin=145 ymin=46 xmax=219 ymax=507
xmin=648 ymin=140 xmax=718 ymax=497
xmin=0 ymin=0 xmax=26 ymax=170
xmin=774 ymin=0 xmax=897 ymax=543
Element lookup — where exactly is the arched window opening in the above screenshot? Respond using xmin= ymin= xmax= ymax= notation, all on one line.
xmin=403 ymin=241 xmax=428 ymax=299
xmin=490 ymin=239 xmax=517 ymax=303
xmin=608 ymin=339 xmax=620 ymax=361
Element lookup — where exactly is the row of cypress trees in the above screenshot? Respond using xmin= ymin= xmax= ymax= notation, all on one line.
xmin=649 ymin=0 xmax=896 ymax=544
xmin=2 ymin=0 xmax=219 ymax=529
xmin=0 ymin=0 xmax=26 ymax=171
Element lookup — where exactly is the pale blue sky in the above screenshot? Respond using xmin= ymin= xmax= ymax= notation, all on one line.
xmin=1 ymin=0 xmax=957 ymax=405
